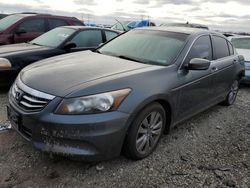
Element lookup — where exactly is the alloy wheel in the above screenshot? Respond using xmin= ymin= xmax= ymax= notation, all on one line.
xmin=228 ymin=80 xmax=239 ymax=105
xmin=135 ymin=111 xmax=163 ymax=155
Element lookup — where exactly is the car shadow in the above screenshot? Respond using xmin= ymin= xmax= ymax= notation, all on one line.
xmin=0 ymin=86 xmax=10 ymax=94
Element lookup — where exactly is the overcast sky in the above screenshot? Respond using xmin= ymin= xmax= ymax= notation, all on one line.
xmin=1 ymin=0 xmax=250 ymax=32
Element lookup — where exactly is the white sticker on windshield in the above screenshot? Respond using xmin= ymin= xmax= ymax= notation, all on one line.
xmin=58 ymin=33 xmax=70 ymax=38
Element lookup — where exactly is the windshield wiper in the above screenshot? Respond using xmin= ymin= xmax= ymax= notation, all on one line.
xmin=27 ymin=42 xmax=43 ymax=46
xmin=95 ymin=49 xmax=102 ymax=54
xmin=117 ymin=55 xmax=147 ymax=64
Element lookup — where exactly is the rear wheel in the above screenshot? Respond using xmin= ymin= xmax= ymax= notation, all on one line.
xmin=222 ymin=80 xmax=239 ymax=106
xmin=124 ymin=103 xmax=166 ymax=160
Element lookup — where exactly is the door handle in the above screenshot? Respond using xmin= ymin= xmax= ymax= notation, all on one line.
xmin=211 ymin=67 xmax=218 ymax=72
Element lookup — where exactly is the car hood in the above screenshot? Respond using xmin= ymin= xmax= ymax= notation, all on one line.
xmin=0 ymin=43 xmax=50 ymax=56
xmin=20 ymin=51 xmax=152 ymax=97
xmin=235 ymin=49 xmax=250 ymax=61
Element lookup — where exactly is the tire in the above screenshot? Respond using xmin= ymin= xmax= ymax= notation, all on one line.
xmin=221 ymin=80 xmax=239 ymax=106
xmin=123 ymin=103 xmax=166 ymax=160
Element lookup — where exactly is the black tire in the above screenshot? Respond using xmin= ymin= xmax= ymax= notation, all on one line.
xmin=221 ymin=80 xmax=239 ymax=106
xmin=123 ymin=103 xmax=166 ymax=160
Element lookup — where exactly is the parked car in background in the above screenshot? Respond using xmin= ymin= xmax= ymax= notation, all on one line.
xmin=0 ymin=26 xmax=120 ymax=87
xmin=229 ymin=36 xmax=250 ymax=84
xmin=160 ymin=22 xmax=209 ymax=30
xmin=7 ymin=27 xmax=244 ymax=161
xmin=127 ymin=20 xmax=156 ymax=29
xmin=111 ymin=20 xmax=155 ymax=32
xmin=0 ymin=14 xmax=7 ymax=19
xmin=0 ymin=13 xmax=84 ymax=45
xmin=111 ymin=20 xmax=131 ymax=32
xmin=223 ymin=32 xmax=238 ymax=37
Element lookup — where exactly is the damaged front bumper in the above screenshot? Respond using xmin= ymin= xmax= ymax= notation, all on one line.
xmin=8 ymin=95 xmax=130 ymax=161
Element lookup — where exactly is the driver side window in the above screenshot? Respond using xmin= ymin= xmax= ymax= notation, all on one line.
xmin=17 ymin=19 xmax=46 ymax=33
xmin=70 ymin=30 xmax=103 ymax=48
xmin=185 ymin=35 xmax=212 ymax=64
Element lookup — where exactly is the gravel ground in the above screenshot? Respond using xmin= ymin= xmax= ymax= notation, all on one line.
xmin=0 ymin=86 xmax=249 ymax=188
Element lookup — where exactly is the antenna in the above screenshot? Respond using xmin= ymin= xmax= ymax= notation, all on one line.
xmin=115 ymin=18 xmax=126 ymax=31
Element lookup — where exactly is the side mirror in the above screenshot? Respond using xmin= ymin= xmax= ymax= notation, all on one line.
xmin=186 ymin=58 xmax=211 ymax=70
xmin=238 ymin=55 xmax=244 ymax=62
xmin=15 ymin=28 xmax=26 ymax=35
xmin=63 ymin=42 xmax=77 ymax=50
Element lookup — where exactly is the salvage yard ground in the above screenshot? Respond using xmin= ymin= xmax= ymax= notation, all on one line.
xmin=0 ymin=87 xmax=249 ymax=187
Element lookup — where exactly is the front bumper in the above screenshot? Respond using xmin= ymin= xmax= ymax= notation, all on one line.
xmin=8 ymin=94 xmax=130 ymax=161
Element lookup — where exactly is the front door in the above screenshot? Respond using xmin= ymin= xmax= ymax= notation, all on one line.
xmin=175 ymin=35 xmax=215 ymax=121
xmin=13 ymin=18 xmax=46 ymax=43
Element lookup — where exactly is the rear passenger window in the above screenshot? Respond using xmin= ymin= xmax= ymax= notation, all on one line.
xmin=212 ymin=36 xmax=230 ymax=59
xmin=70 ymin=30 xmax=103 ymax=48
xmin=48 ymin=19 xmax=68 ymax=29
xmin=228 ymin=42 xmax=234 ymax=55
xmin=17 ymin=19 xmax=46 ymax=32
xmin=72 ymin=21 xmax=84 ymax=26
xmin=105 ymin=31 xmax=118 ymax=41
xmin=185 ymin=35 xmax=212 ymax=63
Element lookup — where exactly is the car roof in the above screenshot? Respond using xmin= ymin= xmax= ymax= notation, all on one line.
xmin=136 ymin=26 xmax=221 ymax=36
xmin=11 ymin=13 xmax=79 ymax=20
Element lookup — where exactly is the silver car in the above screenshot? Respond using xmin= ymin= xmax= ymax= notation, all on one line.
xmin=229 ymin=36 xmax=250 ymax=84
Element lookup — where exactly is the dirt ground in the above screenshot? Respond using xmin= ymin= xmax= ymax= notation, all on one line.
xmin=0 ymin=86 xmax=249 ymax=188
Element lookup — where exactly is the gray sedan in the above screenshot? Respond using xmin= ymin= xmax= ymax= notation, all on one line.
xmin=8 ymin=27 xmax=244 ymax=161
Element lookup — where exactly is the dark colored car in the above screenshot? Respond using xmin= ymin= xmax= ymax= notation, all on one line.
xmin=8 ymin=27 xmax=244 ymax=161
xmin=0 ymin=14 xmax=7 ymax=19
xmin=0 ymin=26 xmax=120 ymax=87
xmin=0 ymin=13 xmax=84 ymax=45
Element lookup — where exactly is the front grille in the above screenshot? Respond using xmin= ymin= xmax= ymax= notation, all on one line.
xmin=11 ymin=79 xmax=55 ymax=112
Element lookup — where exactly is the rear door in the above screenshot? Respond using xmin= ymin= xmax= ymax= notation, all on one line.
xmin=47 ymin=18 xmax=68 ymax=30
xmin=13 ymin=18 xmax=46 ymax=43
xmin=210 ymin=35 xmax=238 ymax=98
xmin=176 ymin=35 xmax=215 ymax=120
xmin=67 ymin=29 xmax=104 ymax=52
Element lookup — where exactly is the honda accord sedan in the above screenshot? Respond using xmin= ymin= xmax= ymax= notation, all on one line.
xmin=8 ymin=27 xmax=244 ymax=161
xmin=0 ymin=26 xmax=120 ymax=87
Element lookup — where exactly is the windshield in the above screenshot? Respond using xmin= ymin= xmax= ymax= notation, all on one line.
xmin=0 ymin=15 xmax=23 ymax=31
xmin=231 ymin=38 xmax=250 ymax=50
xmin=30 ymin=27 xmax=75 ymax=48
xmin=99 ymin=30 xmax=188 ymax=66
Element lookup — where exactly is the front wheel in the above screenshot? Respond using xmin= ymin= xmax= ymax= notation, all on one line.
xmin=222 ymin=80 xmax=239 ymax=106
xmin=123 ymin=103 xmax=166 ymax=160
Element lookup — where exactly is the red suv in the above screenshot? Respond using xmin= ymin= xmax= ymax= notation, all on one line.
xmin=0 ymin=13 xmax=84 ymax=45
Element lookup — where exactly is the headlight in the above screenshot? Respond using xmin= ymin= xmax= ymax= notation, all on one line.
xmin=0 ymin=58 xmax=11 ymax=70
xmin=55 ymin=88 xmax=131 ymax=114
